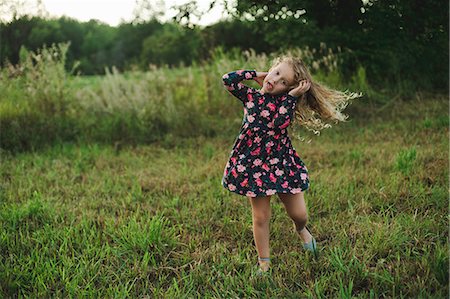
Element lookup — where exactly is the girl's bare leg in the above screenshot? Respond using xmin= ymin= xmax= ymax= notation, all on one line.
xmin=248 ymin=195 xmax=272 ymax=271
xmin=278 ymin=192 xmax=313 ymax=244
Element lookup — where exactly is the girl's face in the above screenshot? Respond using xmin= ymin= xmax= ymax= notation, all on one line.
xmin=261 ymin=62 xmax=296 ymax=95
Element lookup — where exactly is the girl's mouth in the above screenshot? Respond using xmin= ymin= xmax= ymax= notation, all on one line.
xmin=266 ymin=82 xmax=273 ymax=90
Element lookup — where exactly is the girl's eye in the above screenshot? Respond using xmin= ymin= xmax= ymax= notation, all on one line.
xmin=282 ymin=81 xmax=286 ymax=85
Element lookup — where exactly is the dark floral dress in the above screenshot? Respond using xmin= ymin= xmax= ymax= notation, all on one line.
xmin=221 ymin=70 xmax=310 ymax=198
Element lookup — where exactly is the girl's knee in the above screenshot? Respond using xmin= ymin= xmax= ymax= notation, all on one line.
xmin=290 ymin=211 xmax=308 ymax=226
xmin=252 ymin=210 xmax=271 ymax=225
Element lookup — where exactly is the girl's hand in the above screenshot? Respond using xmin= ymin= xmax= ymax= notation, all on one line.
xmin=289 ymin=80 xmax=311 ymax=97
xmin=254 ymin=71 xmax=268 ymax=87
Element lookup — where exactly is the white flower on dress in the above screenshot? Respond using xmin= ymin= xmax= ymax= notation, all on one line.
xmin=269 ymin=158 xmax=279 ymax=165
xmin=279 ymin=106 xmax=288 ymax=114
xmin=275 ymin=169 xmax=284 ymax=176
xmin=253 ymin=159 xmax=262 ymax=166
xmin=237 ymin=165 xmax=246 ymax=172
xmin=246 ymin=191 xmax=257 ymax=197
xmin=266 ymin=189 xmax=276 ymax=195
xmin=253 ymin=172 xmax=262 ymax=178
xmin=247 ymin=115 xmax=255 ymax=123
xmin=246 ymin=101 xmax=255 ymax=108
xmin=260 ymin=110 xmax=270 ymax=117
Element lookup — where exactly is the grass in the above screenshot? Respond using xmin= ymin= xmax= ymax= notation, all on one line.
xmin=0 ymin=95 xmax=448 ymax=297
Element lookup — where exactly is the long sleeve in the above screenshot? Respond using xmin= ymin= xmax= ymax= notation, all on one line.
xmin=222 ymin=70 xmax=257 ymax=104
xmin=273 ymin=94 xmax=298 ymax=130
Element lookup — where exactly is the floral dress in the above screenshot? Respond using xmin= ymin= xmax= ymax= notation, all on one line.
xmin=221 ymin=70 xmax=310 ymax=198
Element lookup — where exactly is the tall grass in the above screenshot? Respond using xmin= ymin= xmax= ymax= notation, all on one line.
xmin=1 ymin=43 xmax=383 ymax=152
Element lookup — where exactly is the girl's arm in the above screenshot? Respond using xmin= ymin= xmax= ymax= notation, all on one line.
xmin=222 ymin=70 xmax=258 ymax=103
xmin=272 ymin=80 xmax=309 ymax=129
xmin=273 ymin=94 xmax=298 ymax=130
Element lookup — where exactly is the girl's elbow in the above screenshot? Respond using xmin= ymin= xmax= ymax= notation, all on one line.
xmin=222 ymin=73 xmax=231 ymax=86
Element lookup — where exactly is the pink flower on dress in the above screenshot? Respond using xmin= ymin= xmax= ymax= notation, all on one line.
xmin=237 ymin=165 xmax=246 ymax=172
xmin=246 ymin=191 xmax=257 ymax=197
xmin=236 ymin=70 xmax=244 ymax=75
xmin=275 ymin=169 xmax=284 ymax=176
xmin=301 ymin=173 xmax=308 ymax=180
xmin=279 ymin=106 xmax=288 ymax=114
xmin=239 ymin=154 xmax=245 ymax=159
xmin=289 ymin=170 xmax=295 ymax=176
xmin=266 ymin=147 xmax=272 ymax=155
xmin=254 ymin=136 xmax=262 ymax=143
xmin=253 ymin=159 xmax=262 ymax=166
xmin=281 ymin=181 xmax=289 ymax=188
xmin=231 ymin=168 xmax=238 ymax=178
xmin=258 ymin=99 xmax=264 ymax=105
xmin=267 ymin=103 xmax=276 ymax=111
xmin=230 ymin=157 xmax=237 ymax=164
xmin=266 ymin=141 xmax=274 ymax=147
xmin=228 ymin=183 xmax=236 ymax=191
xmin=256 ymin=178 xmax=263 ymax=186
xmin=246 ymin=139 xmax=252 ymax=147
xmin=246 ymin=101 xmax=255 ymax=108
xmin=227 ymin=85 xmax=235 ymax=91
xmin=266 ymin=189 xmax=276 ymax=195
xmin=267 ymin=122 xmax=274 ymax=128
xmin=269 ymin=158 xmax=279 ymax=165
xmin=269 ymin=173 xmax=277 ymax=183
xmin=247 ymin=115 xmax=255 ymax=123
xmin=245 ymin=72 xmax=253 ymax=79
xmin=250 ymin=147 xmax=261 ymax=156
xmin=240 ymin=178 xmax=248 ymax=187
xmin=291 ymin=188 xmax=302 ymax=193
xmin=260 ymin=110 xmax=270 ymax=117
xmin=268 ymin=130 xmax=275 ymax=136
xmin=222 ymin=74 xmax=229 ymax=79
xmin=262 ymin=163 xmax=270 ymax=171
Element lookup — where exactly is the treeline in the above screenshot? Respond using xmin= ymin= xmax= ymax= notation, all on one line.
xmin=1 ymin=0 xmax=448 ymax=93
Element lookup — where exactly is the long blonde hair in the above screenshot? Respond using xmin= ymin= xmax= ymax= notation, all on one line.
xmin=271 ymin=56 xmax=362 ymax=135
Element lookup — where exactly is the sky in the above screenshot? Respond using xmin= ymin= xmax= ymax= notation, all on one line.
xmin=4 ymin=0 xmax=231 ymax=26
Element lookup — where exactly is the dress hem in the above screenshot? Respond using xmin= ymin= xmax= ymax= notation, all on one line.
xmin=222 ymin=181 xmax=309 ymax=198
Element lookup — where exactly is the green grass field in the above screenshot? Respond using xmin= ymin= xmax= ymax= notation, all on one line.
xmin=1 ymin=94 xmax=448 ymax=297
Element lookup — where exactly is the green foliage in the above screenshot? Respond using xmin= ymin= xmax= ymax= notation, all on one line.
xmin=141 ymin=25 xmax=204 ymax=67
xmin=1 ymin=0 xmax=448 ymax=93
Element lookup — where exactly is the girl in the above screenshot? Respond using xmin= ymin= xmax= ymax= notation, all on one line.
xmin=221 ymin=56 xmax=360 ymax=276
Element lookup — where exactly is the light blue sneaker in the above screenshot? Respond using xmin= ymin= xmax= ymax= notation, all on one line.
xmin=302 ymin=226 xmax=318 ymax=259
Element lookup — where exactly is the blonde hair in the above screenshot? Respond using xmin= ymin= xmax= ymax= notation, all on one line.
xmin=271 ymin=56 xmax=362 ymax=135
